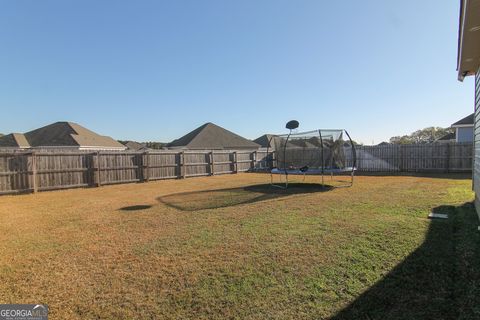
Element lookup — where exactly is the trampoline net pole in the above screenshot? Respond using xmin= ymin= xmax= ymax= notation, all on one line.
xmin=345 ymin=130 xmax=356 ymax=187
xmin=319 ymin=129 xmax=324 ymax=187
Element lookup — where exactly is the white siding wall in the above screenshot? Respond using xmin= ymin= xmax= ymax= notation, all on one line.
xmin=457 ymin=127 xmax=474 ymax=142
xmin=474 ymin=70 xmax=480 ymax=217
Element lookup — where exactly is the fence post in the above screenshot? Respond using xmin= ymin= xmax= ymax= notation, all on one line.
xmin=143 ymin=151 xmax=150 ymax=182
xmin=180 ymin=151 xmax=186 ymax=178
xmin=96 ymin=151 xmax=102 ymax=187
xmin=445 ymin=143 xmax=450 ymax=173
xmin=89 ymin=152 xmax=96 ymax=187
xmin=233 ymin=151 xmax=237 ymax=173
xmin=209 ymin=151 xmax=214 ymax=175
xmin=31 ymin=152 xmax=38 ymax=193
xmin=398 ymin=145 xmax=403 ymax=172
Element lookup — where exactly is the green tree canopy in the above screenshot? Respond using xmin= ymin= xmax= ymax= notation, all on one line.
xmin=389 ymin=127 xmax=453 ymax=144
xmin=143 ymin=141 xmax=166 ymax=149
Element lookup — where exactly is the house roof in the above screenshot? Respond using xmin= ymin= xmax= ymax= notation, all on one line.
xmin=168 ymin=122 xmax=260 ymax=150
xmin=23 ymin=122 xmax=125 ymax=149
xmin=457 ymin=0 xmax=480 ymax=80
xmin=0 ymin=133 xmax=31 ymax=148
xmin=124 ymin=141 xmax=148 ymax=150
xmin=452 ymin=113 xmax=474 ymax=127
xmin=253 ymin=134 xmax=276 ymax=148
xmin=0 ymin=122 xmax=125 ymax=149
xmin=437 ymin=132 xmax=456 ymax=141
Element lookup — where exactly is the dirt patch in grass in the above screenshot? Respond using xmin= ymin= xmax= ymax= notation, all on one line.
xmin=0 ymin=173 xmax=477 ymax=319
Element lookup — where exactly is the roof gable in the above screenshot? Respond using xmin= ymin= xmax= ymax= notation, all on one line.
xmin=169 ymin=123 xmax=260 ymax=149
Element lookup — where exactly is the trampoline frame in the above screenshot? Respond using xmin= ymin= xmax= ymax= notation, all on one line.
xmin=266 ymin=128 xmax=357 ymax=189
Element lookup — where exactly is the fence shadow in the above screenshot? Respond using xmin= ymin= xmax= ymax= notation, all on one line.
xmin=329 ymin=202 xmax=480 ymax=320
xmin=158 ymin=183 xmax=333 ymax=211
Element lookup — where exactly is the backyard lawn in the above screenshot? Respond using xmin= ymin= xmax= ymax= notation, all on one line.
xmin=0 ymin=173 xmax=479 ymax=319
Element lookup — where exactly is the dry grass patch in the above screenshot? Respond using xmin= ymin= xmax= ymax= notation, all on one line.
xmin=0 ymin=173 xmax=477 ymax=319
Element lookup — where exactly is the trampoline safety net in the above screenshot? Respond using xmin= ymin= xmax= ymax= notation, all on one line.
xmin=266 ymin=129 xmax=357 ymax=188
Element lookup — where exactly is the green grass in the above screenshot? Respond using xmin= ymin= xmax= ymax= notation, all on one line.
xmin=0 ymin=174 xmax=478 ymax=319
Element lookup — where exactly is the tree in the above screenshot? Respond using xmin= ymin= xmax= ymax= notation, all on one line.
xmin=389 ymin=127 xmax=453 ymax=144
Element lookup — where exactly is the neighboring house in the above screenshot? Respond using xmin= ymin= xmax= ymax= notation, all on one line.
xmin=253 ymin=134 xmax=276 ymax=149
xmin=457 ymin=0 xmax=480 ymax=216
xmin=451 ymin=113 xmax=474 ymax=142
xmin=0 ymin=121 xmax=126 ymax=151
xmin=123 ymin=141 xmax=149 ymax=151
xmin=168 ymin=122 xmax=260 ymax=150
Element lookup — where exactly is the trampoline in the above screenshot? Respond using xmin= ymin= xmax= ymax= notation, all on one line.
xmin=267 ymin=120 xmax=357 ymax=188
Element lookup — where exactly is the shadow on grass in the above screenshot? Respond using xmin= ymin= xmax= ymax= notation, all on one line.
xmin=119 ymin=205 xmax=153 ymax=211
xmin=330 ymin=202 xmax=480 ymax=320
xmin=158 ymin=183 xmax=333 ymax=211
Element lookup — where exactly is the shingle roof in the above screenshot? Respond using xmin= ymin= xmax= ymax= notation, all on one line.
xmin=0 ymin=133 xmax=30 ymax=148
xmin=437 ymin=132 xmax=456 ymax=141
xmin=253 ymin=134 xmax=276 ymax=148
xmin=168 ymin=122 xmax=260 ymax=150
xmin=22 ymin=122 xmax=125 ymax=149
xmin=452 ymin=113 xmax=474 ymax=126
xmin=124 ymin=141 xmax=148 ymax=150
xmin=0 ymin=122 xmax=125 ymax=149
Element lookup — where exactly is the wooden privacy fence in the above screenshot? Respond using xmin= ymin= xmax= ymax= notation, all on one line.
xmin=345 ymin=142 xmax=473 ymax=173
xmin=0 ymin=143 xmax=473 ymax=195
xmin=0 ymin=150 xmax=270 ymax=195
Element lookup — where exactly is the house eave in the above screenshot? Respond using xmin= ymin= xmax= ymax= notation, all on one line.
xmin=77 ymin=146 xmax=127 ymax=150
xmin=451 ymin=124 xmax=474 ymax=128
xmin=28 ymin=146 xmax=127 ymax=151
xmin=457 ymin=0 xmax=480 ymax=81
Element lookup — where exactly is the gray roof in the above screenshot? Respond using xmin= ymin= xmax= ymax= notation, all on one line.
xmin=452 ymin=113 xmax=474 ymax=126
xmin=253 ymin=134 xmax=276 ymax=148
xmin=0 ymin=133 xmax=30 ymax=148
xmin=0 ymin=122 xmax=125 ymax=149
xmin=168 ymin=122 xmax=260 ymax=150
xmin=437 ymin=132 xmax=456 ymax=141
xmin=124 ymin=141 xmax=148 ymax=150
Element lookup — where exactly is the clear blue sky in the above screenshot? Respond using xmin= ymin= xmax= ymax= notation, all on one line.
xmin=0 ymin=0 xmax=474 ymax=144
